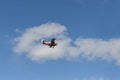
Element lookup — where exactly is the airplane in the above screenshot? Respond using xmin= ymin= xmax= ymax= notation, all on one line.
xmin=41 ymin=38 xmax=57 ymax=48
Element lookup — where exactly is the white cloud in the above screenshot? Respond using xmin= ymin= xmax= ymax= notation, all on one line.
xmin=13 ymin=23 xmax=73 ymax=62
xmin=13 ymin=22 xmax=120 ymax=65
xmin=75 ymin=38 xmax=120 ymax=65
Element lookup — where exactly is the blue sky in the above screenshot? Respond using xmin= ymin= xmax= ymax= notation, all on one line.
xmin=0 ymin=0 xmax=120 ymax=80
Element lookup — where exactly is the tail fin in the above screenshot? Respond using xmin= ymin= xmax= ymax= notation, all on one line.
xmin=51 ymin=38 xmax=56 ymax=42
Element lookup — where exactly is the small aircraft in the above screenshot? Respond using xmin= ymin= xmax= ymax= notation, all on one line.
xmin=41 ymin=38 xmax=57 ymax=48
